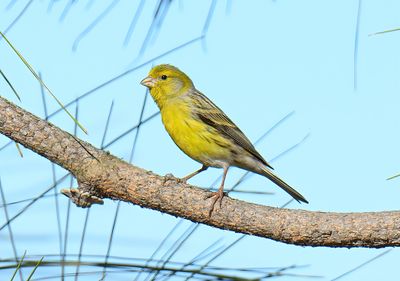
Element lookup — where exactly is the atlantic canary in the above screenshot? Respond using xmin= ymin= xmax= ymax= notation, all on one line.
xmin=141 ymin=64 xmax=308 ymax=216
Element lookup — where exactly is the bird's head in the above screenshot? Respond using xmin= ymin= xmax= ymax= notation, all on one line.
xmin=141 ymin=64 xmax=194 ymax=108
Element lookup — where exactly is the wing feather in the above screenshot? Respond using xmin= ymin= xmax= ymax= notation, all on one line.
xmin=190 ymin=90 xmax=273 ymax=169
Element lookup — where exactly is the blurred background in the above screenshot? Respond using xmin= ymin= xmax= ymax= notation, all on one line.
xmin=1 ymin=0 xmax=400 ymax=280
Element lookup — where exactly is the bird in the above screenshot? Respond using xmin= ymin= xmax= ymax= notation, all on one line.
xmin=140 ymin=64 xmax=308 ymax=216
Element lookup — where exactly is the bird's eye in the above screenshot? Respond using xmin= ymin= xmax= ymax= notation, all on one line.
xmin=161 ymin=75 xmax=168 ymax=80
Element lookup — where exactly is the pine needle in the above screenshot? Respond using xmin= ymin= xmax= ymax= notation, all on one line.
xmin=0 ymin=68 xmax=21 ymax=101
xmin=9 ymin=251 xmax=26 ymax=281
xmin=387 ymin=173 xmax=400 ymax=180
xmin=26 ymin=257 xmax=44 ymax=281
xmin=15 ymin=142 xmax=23 ymax=157
xmin=0 ymin=31 xmax=87 ymax=134
xmin=369 ymin=27 xmax=400 ymax=36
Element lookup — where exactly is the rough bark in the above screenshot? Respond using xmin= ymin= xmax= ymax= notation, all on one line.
xmin=1 ymin=96 xmax=399 ymax=248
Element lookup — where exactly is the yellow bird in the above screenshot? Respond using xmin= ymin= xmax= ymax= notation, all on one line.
xmin=141 ymin=64 xmax=308 ymax=216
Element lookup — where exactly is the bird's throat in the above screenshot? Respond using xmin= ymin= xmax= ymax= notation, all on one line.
xmin=149 ymin=87 xmax=167 ymax=110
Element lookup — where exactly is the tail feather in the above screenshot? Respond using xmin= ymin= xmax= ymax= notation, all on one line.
xmin=260 ymin=166 xmax=308 ymax=204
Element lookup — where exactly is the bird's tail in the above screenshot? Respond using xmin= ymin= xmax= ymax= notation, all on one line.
xmin=259 ymin=166 xmax=308 ymax=204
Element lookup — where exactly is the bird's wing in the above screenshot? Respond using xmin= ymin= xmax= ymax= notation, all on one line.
xmin=190 ymin=90 xmax=273 ymax=169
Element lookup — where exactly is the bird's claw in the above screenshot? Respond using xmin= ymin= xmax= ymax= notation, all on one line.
xmin=163 ymin=173 xmax=182 ymax=185
xmin=205 ymin=190 xmax=226 ymax=217
xmin=177 ymin=177 xmax=189 ymax=184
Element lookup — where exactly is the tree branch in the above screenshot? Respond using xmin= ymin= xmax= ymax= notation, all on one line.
xmin=1 ymin=96 xmax=399 ymax=248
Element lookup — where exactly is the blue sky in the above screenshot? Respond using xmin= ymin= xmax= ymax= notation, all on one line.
xmin=1 ymin=1 xmax=400 ymax=280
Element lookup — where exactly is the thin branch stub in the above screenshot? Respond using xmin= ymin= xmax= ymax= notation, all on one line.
xmin=61 ymin=188 xmax=104 ymax=208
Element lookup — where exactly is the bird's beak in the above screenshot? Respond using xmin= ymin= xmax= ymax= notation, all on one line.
xmin=140 ymin=76 xmax=156 ymax=88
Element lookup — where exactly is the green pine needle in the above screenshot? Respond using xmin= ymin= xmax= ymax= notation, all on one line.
xmin=26 ymin=257 xmax=44 ymax=281
xmin=370 ymin=27 xmax=400 ymax=36
xmin=0 ymin=69 xmax=21 ymax=101
xmin=0 ymin=31 xmax=87 ymax=134
xmin=10 ymin=251 xmax=26 ymax=281
xmin=15 ymin=142 xmax=23 ymax=157
xmin=387 ymin=173 xmax=400 ymax=180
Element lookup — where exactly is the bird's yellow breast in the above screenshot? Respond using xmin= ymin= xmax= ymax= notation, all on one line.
xmin=161 ymin=99 xmax=231 ymax=167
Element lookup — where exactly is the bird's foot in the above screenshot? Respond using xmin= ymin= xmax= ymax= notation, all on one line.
xmin=178 ymin=175 xmax=189 ymax=184
xmin=205 ymin=189 xmax=226 ymax=217
xmin=163 ymin=173 xmax=190 ymax=185
xmin=163 ymin=173 xmax=181 ymax=185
